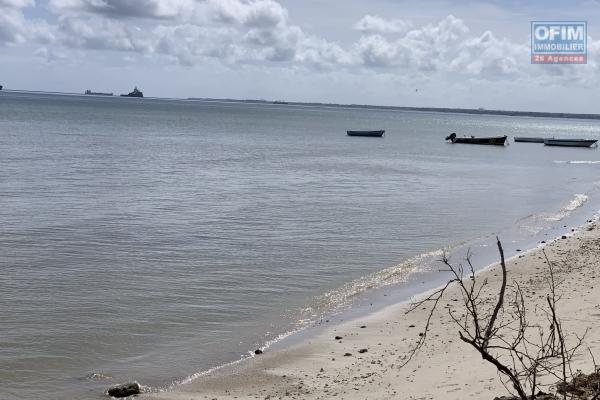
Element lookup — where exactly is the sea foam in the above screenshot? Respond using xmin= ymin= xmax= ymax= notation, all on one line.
xmin=543 ymin=193 xmax=589 ymax=221
xmin=554 ymin=160 xmax=600 ymax=164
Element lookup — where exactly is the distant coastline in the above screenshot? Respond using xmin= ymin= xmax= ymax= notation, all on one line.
xmin=189 ymin=97 xmax=600 ymax=121
xmin=2 ymin=88 xmax=599 ymax=121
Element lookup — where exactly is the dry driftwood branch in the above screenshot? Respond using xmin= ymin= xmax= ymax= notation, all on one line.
xmin=403 ymin=238 xmax=592 ymax=400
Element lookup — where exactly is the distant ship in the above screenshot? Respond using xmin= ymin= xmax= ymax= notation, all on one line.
xmin=0 ymin=85 xmax=3 ymax=90
xmin=120 ymin=86 xmax=143 ymax=98
xmin=85 ymin=89 xmax=113 ymax=96
xmin=273 ymin=100 xmax=288 ymax=105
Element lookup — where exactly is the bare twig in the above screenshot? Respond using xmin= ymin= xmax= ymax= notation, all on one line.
xmin=403 ymin=238 xmax=593 ymax=400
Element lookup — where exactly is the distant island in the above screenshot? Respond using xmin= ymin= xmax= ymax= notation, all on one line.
xmin=2 ymin=87 xmax=599 ymax=120
xmin=188 ymin=97 xmax=600 ymax=121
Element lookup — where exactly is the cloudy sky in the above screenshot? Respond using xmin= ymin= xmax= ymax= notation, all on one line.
xmin=1 ymin=0 xmax=599 ymax=112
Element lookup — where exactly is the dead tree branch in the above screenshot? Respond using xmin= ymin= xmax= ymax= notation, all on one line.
xmin=403 ymin=238 xmax=591 ymax=400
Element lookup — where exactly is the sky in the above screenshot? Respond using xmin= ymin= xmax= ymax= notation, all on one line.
xmin=1 ymin=0 xmax=600 ymax=112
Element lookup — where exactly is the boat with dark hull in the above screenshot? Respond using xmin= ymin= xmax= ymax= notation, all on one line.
xmin=544 ymin=138 xmax=598 ymax=148
xmin=0 ymin=85 xmax=3 ymax=90
xmin=445 ymin=132 xmax=507 ymax=146
xmin=120 ymin=86 xmax=143 ymax=98
xmin=347 ymin=130 xmax=385 ymax=137
xmin=514 ymin=137 xmax=546 ymax=143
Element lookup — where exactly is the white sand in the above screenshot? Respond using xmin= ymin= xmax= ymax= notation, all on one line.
xmin=144 ymin=224 xmax=600 ymax=400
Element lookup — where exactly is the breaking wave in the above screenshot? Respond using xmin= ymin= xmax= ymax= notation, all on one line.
xmin=554 ymin=160 xmax=600 ymax=165
xmin=297 ymin=247 xmax=449 ymax=323
xmin=543 ymin=193 xmax=589 ymax=221
xmin=516 ymin=193 xmax=590 ymax=233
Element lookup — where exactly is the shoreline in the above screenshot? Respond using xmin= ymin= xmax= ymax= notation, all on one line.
xmin=142 ymin=218 xmax=600 ymax=400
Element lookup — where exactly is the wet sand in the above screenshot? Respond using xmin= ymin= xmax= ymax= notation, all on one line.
xmin=144 ymin=222 xmax=600 ymax=400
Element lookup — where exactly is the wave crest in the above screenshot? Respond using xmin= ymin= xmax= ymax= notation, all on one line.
xmin=554 ymin=160 xmax=600 ymax=164
xmin=298 ymin=248 xmax=447 ymax=322
xmin=544 ymin=193 xmax=589 ymax=221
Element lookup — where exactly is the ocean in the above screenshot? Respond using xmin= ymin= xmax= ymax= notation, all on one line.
xmin=2 ymin=91 xmax=600 ymax=399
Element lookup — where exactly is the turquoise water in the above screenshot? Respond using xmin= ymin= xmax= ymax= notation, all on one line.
xmin=2 ymin=92 xmax=600 ymax=399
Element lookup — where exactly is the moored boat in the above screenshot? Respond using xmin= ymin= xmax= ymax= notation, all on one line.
xmin=347 ymin=130 xmax=385 ymax=137
xmin=543 ymin=138 xmax=598 ymax=147
xmin=514 ymin=137 xmax=546 ymax=143
xmin=445 ymin=133 xmax=507 ymax=146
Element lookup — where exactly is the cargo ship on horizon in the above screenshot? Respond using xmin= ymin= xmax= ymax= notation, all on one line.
xmin=85 ymin=89 xmax=113 ymax=96
xmin=120 ymin=86 xmax=143 ymax=98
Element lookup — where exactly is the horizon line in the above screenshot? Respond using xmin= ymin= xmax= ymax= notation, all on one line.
xmin=3 ymin=88 xmax=600 ymax=121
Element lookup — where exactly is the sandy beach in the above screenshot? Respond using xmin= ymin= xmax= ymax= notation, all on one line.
xmin=143 ymin=221 xmax=600 ymax=400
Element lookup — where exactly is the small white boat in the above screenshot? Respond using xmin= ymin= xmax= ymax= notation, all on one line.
xmin=543 ymin=139 xmax=598 ymax=148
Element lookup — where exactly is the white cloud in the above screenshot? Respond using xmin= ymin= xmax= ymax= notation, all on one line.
xmin=354 ymin=34 xmax=401 ymax=67
xmin=48 ymin=0 xmax=290 ymax=27
xmin=152 ymin=24 xmax=240 ymax=65
xmin=207 ymin=0 xmax=288 ymax=27
xmin=448 ymin=31 xmax=524 ymax=79
xmin=48 ymin=0 xmax=196 ymax=19
xmin=354 ymin=15 xmax=411 ymax=35
xmin=296 ymin=35 xmax=353 ymax=69
xmin=0 ymin=5 xmax=53 ymax=46
xmin=0 ymin=8 xmax=27 ymax=45
xmin=353 ymin=15 xmax=470 ymax=71
xmin=403 ymin=15 xmax=469 ymax=60
xmin=43 ymin=0 xmax=312 ymax=66
xmin=57 ymin=15 xmax=152 ymax=52
xmin=2 ymin=0 xmax=597 ymax=91
xmin=150 ymin=19 xmax=350 ymax=67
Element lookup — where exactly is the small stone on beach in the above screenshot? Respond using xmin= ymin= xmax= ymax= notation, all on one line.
xmin=107 ymin=382 xmax=140 ymax=398
xmin=255 ymin=349 xmax=263 ymax=355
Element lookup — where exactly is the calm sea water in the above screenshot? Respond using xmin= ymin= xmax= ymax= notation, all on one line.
xmin=2 ymin=92 xmax=600 ymax=399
